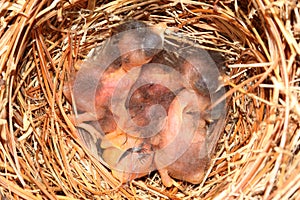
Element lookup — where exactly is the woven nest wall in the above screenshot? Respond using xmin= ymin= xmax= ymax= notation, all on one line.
xmin=0 ymin=0 xmax=299 ymax=199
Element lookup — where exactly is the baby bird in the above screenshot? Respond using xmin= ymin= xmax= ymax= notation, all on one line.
xmin=66 ymin=20 xmax=165 ymax=127
xmin=152 ymin=88 xmax=211 ymax=187
xmin=147 ymin=45 xmax=226 ymax=186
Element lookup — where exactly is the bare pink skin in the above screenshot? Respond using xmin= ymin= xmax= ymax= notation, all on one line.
xmin=64 ymin=21 xmax=165 ymax=129
xmin=64 ymin=21 xmax=225 ymax=187
xmin=151 ymin=88 xmax=211 ymax=187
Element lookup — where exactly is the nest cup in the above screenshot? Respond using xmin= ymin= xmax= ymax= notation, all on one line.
xmin=0 ymin=0 xmax=299 ymax=199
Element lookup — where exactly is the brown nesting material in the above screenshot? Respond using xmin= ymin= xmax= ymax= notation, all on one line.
xmin=0 ymin=0 xmax=299 ymax=199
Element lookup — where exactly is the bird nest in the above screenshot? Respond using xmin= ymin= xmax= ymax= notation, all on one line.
xmin=0 ymin=0 xmax=299 ymax=199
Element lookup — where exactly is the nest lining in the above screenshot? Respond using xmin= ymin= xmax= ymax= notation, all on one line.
xmin=0 ymin=0 xmax=299 ymax=199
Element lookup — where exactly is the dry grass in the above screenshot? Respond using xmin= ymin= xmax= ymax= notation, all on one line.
xmin=0 ymin=0 xmax=299 ymax=199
